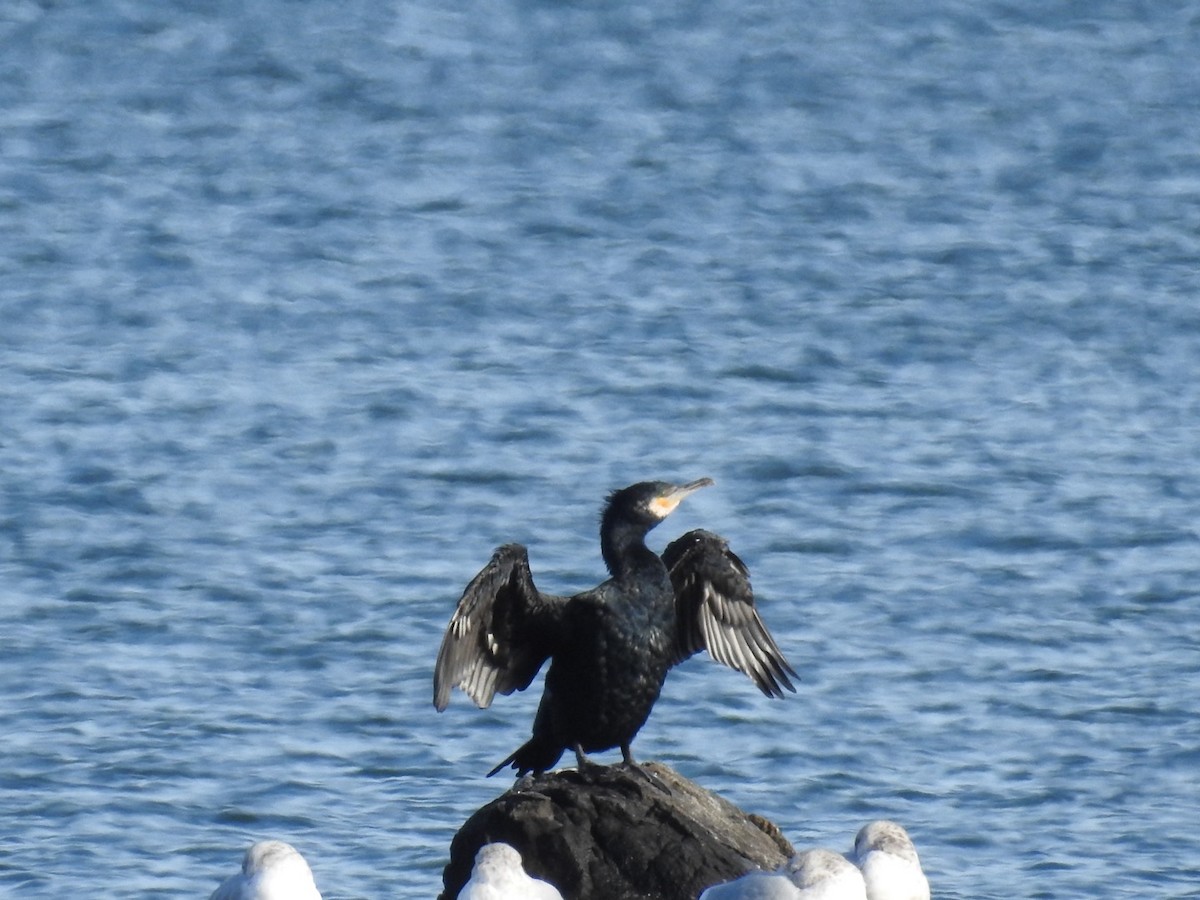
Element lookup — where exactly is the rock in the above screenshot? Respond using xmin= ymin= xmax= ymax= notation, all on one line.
xmin=440 ymin=763 xmax=794 ymax=900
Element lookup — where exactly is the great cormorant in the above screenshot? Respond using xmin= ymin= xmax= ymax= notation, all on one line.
xmin=433 ymin=478 xmax=797 ymax=777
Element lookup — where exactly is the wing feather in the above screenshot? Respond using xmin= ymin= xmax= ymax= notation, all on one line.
xmin=433 ymin=544 xmax=567 ymax=711
xmin=664 ymin=529 xmax=798 ymax=697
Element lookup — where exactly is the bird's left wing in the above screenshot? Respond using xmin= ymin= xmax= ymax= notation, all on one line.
xmin=433 ymin=543 xmax=568 ymax=712
xmin=663 ymin=529 xmax=798 ymax=697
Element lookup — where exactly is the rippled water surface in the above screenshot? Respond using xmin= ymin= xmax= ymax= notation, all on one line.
xmin=3 ymin=1 xmax=1199 ymax=897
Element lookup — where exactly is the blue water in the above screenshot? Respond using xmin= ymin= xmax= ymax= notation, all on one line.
xmin=2 ymin=1 xmax=1199 ymax=897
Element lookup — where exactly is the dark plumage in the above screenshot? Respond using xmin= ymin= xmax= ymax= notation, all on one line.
xmin=433 ymin=478 xmax=797 ymax=777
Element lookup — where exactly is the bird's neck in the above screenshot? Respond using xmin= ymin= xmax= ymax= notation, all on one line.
xmin=600 ymin=519 xmax=662 ymax=581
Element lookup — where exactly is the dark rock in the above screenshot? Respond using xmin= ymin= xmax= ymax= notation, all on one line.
xmin=440 ymin=762 xmax=793 ymax=900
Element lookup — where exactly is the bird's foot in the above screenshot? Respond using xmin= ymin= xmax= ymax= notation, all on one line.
xmin=513 ymin=773 xmax=541 ymax=792
xmin=618 ymin=753 xmax=673 ymax=796
xmin=573 ymin=745 xmax=608 ymax=778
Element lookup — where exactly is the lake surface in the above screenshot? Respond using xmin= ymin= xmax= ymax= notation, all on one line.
xmin=2 ymin=1 xmax=1198 ymax=897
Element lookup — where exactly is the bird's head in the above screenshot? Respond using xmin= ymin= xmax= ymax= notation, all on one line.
xmin=854 ymin=820 xmax=919 ymax=862
xmin=605 ymin=478 xmax=714 ymax=527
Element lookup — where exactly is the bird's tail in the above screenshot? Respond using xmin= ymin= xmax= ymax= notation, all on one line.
xmin=487 ymin=736 xmax=564 ymax=778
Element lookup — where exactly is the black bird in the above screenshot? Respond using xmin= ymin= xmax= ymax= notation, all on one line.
xmin=433 ymin=478 xmax=797 ymax=777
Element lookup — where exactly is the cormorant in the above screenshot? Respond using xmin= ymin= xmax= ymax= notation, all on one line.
xmin=433 ymin=478 xmax=797 ymax=777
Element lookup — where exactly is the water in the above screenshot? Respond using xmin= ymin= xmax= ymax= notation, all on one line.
xmin=2 ymin=1 xmax=1199 ymax=897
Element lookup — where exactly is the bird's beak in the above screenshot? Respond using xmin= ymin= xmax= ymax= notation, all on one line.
xmin=650 ymin=477 xmax=714 ymax=517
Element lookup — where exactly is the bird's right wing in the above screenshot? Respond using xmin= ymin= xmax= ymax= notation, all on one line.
xmin=433 ymin=544 xmax=568 ymax=712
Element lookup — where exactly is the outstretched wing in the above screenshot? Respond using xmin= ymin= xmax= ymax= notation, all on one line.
xmin=433 ymin=543 xmax=568 ymax=711
xmin=663 ymin=529 xmax=798 ymax=698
